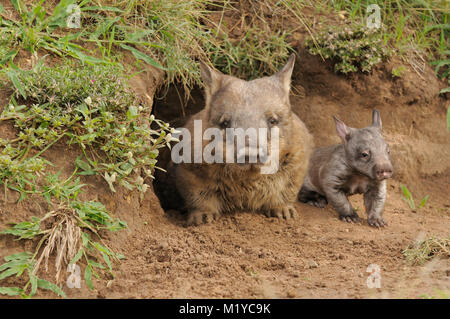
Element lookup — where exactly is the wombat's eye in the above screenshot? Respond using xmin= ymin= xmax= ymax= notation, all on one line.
xmin=386 ymin=146 xmax=390 ymax=154
xmin=220 ymin=119 xmax=230 ymax=129
xmin=268 ymin=117 xmax=279 ymax=126
xmin=361 ymin=151 xmax=370 ymax=159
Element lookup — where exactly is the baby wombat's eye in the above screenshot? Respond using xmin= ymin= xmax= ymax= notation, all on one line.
xmin=360 ymin=150 xmax=370 ymax=159
xmin=267 ymin=117 xmax=279 ymax=126
xmin=386 ymin=146 xmax=390 ymax=154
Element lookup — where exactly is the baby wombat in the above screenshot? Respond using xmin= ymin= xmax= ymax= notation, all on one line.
xmin=173 ymin=54 xmax=313 ymax=225
xmin=298 ymin=110 xmax=393 ymax=227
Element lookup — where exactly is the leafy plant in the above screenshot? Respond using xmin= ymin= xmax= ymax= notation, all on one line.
xmin=0 ymin=252 xmax=66 ymax=298
xmin=305 ymin=24 xmax=392 ymax=74
xmin=391 ymin=65 xmax=406 ymax=78
xmin=0 ymin=194 xmax=126 ymax=297
xmin=1 ymin=59 xmax=174 ymax=195
xmin=431 ymin=50 xmax=450 ymax=95
xmin=400 ymin=184 xmax=429 ymax=211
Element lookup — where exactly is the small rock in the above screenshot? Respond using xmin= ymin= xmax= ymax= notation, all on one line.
xmin=307 ymin=260 xmax=319 ymax=269
xmin=159 ymin=241 xmax=168 ymax=249
xmin=287 ymin=290 xmax=296 ymax=298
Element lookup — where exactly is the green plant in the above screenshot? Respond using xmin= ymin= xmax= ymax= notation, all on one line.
xmin=403 ymin=236 xmax=450 ymax=266
xmin=0 ymin=252 xmax=66 ymax=298
xmin=400 ymin=184 xmax=429 ymax=211
xmin=323 ymin=1 xmax=448 ymax=54
xmin=205 ymin=26 xmax=293 ymax=80
xmin=1 ymin=59 xmax=174 ymax=196
xmin=432 ymin=51 xmax=450 ymax=95
xmin=0 ymin=0 xmax=106 ymax=64
xmin=0 ymin=194 xmax=126 ymax=297
xmin=391 ymin=65 xmax=406 ymax=78
xmin=0 ymin=0 xmax=299 ymax=96
xmin=305 ymin=24 xmax=392 ymax=74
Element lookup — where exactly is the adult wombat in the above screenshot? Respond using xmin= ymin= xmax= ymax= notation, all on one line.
xmin=298 ymin=110 xmax=393 ymax=227
xmin=173 ymin=54 xmax=313 ymax=225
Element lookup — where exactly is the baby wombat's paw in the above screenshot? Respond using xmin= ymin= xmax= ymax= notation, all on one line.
xmin=186 ymin=210 xmax=221 ymax=226
xmin=339 ymin=211 xmax=361 ymax=223
xmin=265 ymin=205 xmax=298 ymax=220
xmin=368 ymin=216 xmax=388 ymax=228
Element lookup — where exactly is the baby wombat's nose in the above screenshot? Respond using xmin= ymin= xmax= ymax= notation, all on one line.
xmin=375 ymin=163 xmax=393 ymax=180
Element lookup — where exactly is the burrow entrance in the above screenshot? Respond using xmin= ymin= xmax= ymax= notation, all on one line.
xmin=152 ymin=83 xmax=206 ymax=213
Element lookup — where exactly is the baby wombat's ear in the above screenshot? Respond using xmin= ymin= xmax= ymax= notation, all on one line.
xmin=333 ymin=116 xmax=352 ymax=143
xmin=199 ymin=61 xmax=223 ymax=103
xmin=274 ymin=53 xmax=296 ymax=93
xmin=371 ymin=109 xmax=382 ymax=131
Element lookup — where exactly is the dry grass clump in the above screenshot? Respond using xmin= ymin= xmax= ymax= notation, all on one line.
xmin=403 ymin=236 xmax=450 ymax=265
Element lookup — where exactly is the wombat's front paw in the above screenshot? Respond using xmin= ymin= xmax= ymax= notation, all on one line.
xmin=265 ymin=205 xmax=298 ymax=220
xmin=339 ymin=211 xmax=361 ymax=223
xmin=187 ymin=210 xmax=220 ymax=226
xmin=368 ymin=216 xmax=387 ymax=228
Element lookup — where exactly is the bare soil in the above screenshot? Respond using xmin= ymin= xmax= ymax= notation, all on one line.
xmin=0 ymin=3 xmax=449 ymax=299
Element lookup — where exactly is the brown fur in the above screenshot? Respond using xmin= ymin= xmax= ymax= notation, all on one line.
xmin=173 ymin=55 xmax=313 ymax=225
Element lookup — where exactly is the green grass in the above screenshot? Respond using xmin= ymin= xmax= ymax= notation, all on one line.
xmin=320 ymin=1 xmax=448 ymax=54
xmin=400 ymin=184 xmax=429 ymax=211
xmin=0 ymin=0 xmax=295 ymax=96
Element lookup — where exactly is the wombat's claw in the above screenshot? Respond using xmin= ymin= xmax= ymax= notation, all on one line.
xmin=368 ymin=217 xmax=387 ymax=228
xmin=306 ymin=198 xmax=327 ymax=208
xmin=186 ymin=210 xmax=220 ymax=226
xmin=339 ymin=212 xmax=360 ymax=223
xmin=265 ymin=206 xmax=298 ymax=220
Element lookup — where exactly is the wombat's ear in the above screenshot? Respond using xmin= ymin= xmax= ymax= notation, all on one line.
xmin=199 ymin=61 xmax=223 ymax=100
xmin=371 ymin=109 xmax=382 ymax=131
xmin=333 ymin=116 xmax=351 ymax=143
xmin=274 ymin=53 xmax=296 ymax=93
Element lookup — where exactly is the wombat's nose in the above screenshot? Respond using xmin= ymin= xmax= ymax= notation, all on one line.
xmin=375 ymin=165 xmax=393 ymax=180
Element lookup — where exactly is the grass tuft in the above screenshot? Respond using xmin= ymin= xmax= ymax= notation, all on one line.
xmin=403 ymin=236 xmax=450 ymax=265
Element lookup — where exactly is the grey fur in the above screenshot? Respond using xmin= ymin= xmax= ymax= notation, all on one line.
xmin=299 ymin=109 xmax=393 ymax=227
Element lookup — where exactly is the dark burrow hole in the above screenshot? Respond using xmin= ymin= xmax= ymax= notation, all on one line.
xmin=152 ymin=83 xmax=205 ymax=213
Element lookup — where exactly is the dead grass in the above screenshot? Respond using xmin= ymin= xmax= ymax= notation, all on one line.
xmin=403 ymin=236 xmax=450 ymax=266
